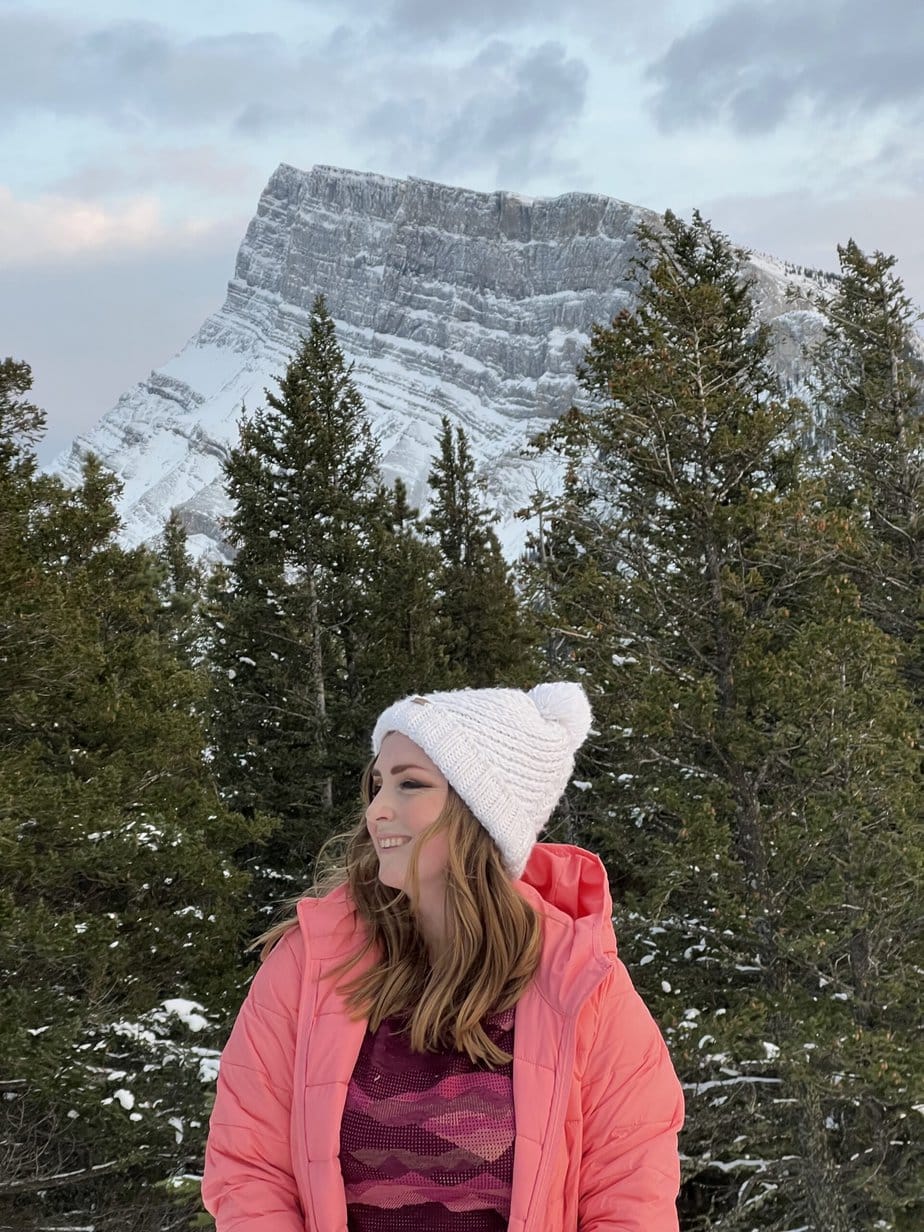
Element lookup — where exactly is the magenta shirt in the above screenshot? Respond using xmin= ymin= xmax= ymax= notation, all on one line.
xmin=339 ymin=1007 xmax=516 ymax=1231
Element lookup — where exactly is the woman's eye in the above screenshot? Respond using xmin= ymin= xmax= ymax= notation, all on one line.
xmin=401 ymin=780 xmax=425 ymax=790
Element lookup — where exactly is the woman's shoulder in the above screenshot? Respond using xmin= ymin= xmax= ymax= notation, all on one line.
xmin=294 ymin=883 xmax=368 ymax=958
xmin=248 ymin=884 xmax=362 ymax=1002
xmin=295 ymin=879 xmax=351 ymax=913
xmin=255 ymin=884 xmax=354 ymax=962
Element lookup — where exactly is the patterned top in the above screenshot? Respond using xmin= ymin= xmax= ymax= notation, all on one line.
xmin=339 ymin=1007 xmax=516 ymax=1231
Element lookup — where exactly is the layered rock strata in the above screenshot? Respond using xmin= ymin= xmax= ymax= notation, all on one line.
xmin=51 ymin=164 xmax=827 ymax=561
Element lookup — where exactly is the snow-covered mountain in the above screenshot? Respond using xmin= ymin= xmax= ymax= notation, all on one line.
xmin=49 ymin=163 xmax=828 ymax=562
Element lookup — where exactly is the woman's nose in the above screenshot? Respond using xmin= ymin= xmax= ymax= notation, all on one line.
xmin=367 ymin=793 xmax=394 ymax=821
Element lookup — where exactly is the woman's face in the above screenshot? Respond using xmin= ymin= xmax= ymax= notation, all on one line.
xmin=366 ymin=732 xmax=450 ymax=897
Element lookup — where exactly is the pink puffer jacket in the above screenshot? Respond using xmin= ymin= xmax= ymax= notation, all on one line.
xmin=202 ymin=844 xmax=684 ymax=1230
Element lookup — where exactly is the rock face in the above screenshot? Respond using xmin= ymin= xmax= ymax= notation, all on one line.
xmin=49 ymin=163 xmax=827 ymax=561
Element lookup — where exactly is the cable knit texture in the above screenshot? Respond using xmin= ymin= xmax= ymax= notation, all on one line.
xmin=371 ymin=683 xmax=593 ymax=876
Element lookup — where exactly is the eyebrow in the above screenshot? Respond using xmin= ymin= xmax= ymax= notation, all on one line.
xmin=369 ymin=763 xmax=433 ymax=778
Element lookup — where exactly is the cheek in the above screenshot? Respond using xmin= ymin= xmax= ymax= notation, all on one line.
xmin=416 ymin=832 xmax=451 ymax=878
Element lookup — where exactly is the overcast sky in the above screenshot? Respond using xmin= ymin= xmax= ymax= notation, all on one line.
xmin=2 ymin=0 xmax=922 ymax=461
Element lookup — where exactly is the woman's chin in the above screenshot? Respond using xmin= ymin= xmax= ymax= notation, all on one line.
xmin=376 ymin=866 xmax=405 ymax=892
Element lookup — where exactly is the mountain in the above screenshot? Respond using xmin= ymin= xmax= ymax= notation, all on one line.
xmin=48 ymin=163 xmax=829 ymax=562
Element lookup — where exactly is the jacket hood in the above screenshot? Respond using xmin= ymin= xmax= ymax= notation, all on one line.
xmin=516 ymin=843 xmax=617 ymax=1010
xmin=519 ymin=843 xmax=614 ymax=936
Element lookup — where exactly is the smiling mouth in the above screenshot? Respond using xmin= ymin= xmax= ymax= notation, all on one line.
xmin=377 ymin=837 xmax=412 ymax=850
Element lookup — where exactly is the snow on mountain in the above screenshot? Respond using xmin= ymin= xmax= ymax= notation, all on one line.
xmin=47 ymin=163 xmax=830 ymax=563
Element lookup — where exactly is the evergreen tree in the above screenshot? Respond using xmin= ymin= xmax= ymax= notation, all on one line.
xmin=380 ymin=477 xmax=449 ymax=680
xmin=160 ymin=507 xmax=202 ymax=597
xmin=204 ymin=296 xmax=388 ymax=904
xmin=425 ymin=415 xmax=538 ymax=686
xmin=0 ymin=361 xmax=262 ymax=1230
xmin=812 ymin=240 xmax=924 ymax=704
xmin=331 ymin=476 xmax=457 ymax=754
xmin=520 ymin=214 xmax=922 ymax=1230
xmin=0 ymin=355 xmax=44 ymax=493
xmin=153 ymin=508 xmax=206 ymax=665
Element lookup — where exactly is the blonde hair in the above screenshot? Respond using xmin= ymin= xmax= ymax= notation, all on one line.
xmin=253 ymin=758 xmax=543 ymax=1066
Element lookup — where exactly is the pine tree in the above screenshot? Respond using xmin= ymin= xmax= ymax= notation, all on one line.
xmin=377 ymin=477 xmax=449 ymax=680
xmin=160 ymin=507 xmax=202 ymax=597
xmin=328 ymin=476 xmax=457 ymax=774
xmin=812 ymin=240 xmax=924 ymax=705
xmin=520 ymin=213 xmax=922 ymax=1230
xmin=153 ymin=508 xmax=206 ymax=666
xmin=425 ymin=415 xmax=538 ymax=686
xmin=204 ymin=295 xmax=386 ymax=905
xmin=0 ymin=362 xmax=263 ymax=1230
xmin=0 ymin=355 xmax=44 ymax=489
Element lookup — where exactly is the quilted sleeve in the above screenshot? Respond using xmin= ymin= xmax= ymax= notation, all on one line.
xmin=578 ymin=959 xmax=684 ymax=1231
xmin=201 ymin=928 xmax=305 ymax=1232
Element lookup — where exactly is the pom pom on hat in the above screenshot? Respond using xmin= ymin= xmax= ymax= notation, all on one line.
xmin=371 ymin=681 xmax=593 ymax=876
xmin=528 ymin=682 xmax=592 ymax=749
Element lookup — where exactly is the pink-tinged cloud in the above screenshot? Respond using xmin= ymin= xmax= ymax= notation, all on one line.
xmin=0 ymin=186 xmax=217 ymax=267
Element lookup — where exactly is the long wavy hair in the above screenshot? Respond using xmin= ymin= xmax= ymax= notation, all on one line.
xmin=253 ymin=757 xmax=543 ymax=1066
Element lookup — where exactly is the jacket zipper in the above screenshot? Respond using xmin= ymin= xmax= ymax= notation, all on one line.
xmin=522 ymin=1010 xmax=571 ymax=1232
xmin=524 ymin=962 xmax=612 ymax=1231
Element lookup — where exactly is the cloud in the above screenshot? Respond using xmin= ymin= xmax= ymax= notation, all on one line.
xmin=0 ymin=11 xmax=335 ymax=132
xmin=53 ymin=146 xmax=259 ymax=199
xmin=232 ymin=101 xmax=321 ymax=139
xmin=647 ymin=0 xmax=924 ymax=134
xmin=0 ymin=9 xmax=586 ymax=190
xmin=357 ymin=41 xmax=588 ymax=186
xmin=314 ymin=0 xmax=672 ymax=53
xmin=0 ymin=185 xmax=223 ymax=267
xmin=377 ymin=0 xmax=563 ymax=38
xmin=305 ymin=0 xmax=583 ymax=41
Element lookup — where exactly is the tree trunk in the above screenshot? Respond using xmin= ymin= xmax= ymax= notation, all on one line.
xmin=795 ymin=1078 xmax=853 ymax=1232
xmin=306 ymin=571 xmax=332 ymax=811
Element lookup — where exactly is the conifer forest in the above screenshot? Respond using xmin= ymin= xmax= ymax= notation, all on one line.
xmin=1 ymin=216 xmax=921 ymax=1231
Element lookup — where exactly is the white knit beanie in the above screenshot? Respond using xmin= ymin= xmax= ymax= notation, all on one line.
xmin=370 ymin=682 xmax=593 ymax=877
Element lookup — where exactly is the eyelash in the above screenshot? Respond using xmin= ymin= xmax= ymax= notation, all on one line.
xmin=370 ymin=780 xmax=425 ymax=795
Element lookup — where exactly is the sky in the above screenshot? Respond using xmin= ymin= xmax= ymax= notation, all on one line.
xmin=1 ymin=0 xmax=922 ymax=462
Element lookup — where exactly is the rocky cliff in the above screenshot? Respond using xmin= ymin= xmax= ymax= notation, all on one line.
xmin=49 ymin=163 xmax=826 ymax=561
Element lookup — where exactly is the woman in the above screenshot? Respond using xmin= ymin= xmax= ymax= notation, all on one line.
xmin=202 ymin=682 xmax=684 ymax=1231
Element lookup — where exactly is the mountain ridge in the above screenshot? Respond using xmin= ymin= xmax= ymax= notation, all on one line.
xmin=48 ymin=162 xmax=828 ymax=562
